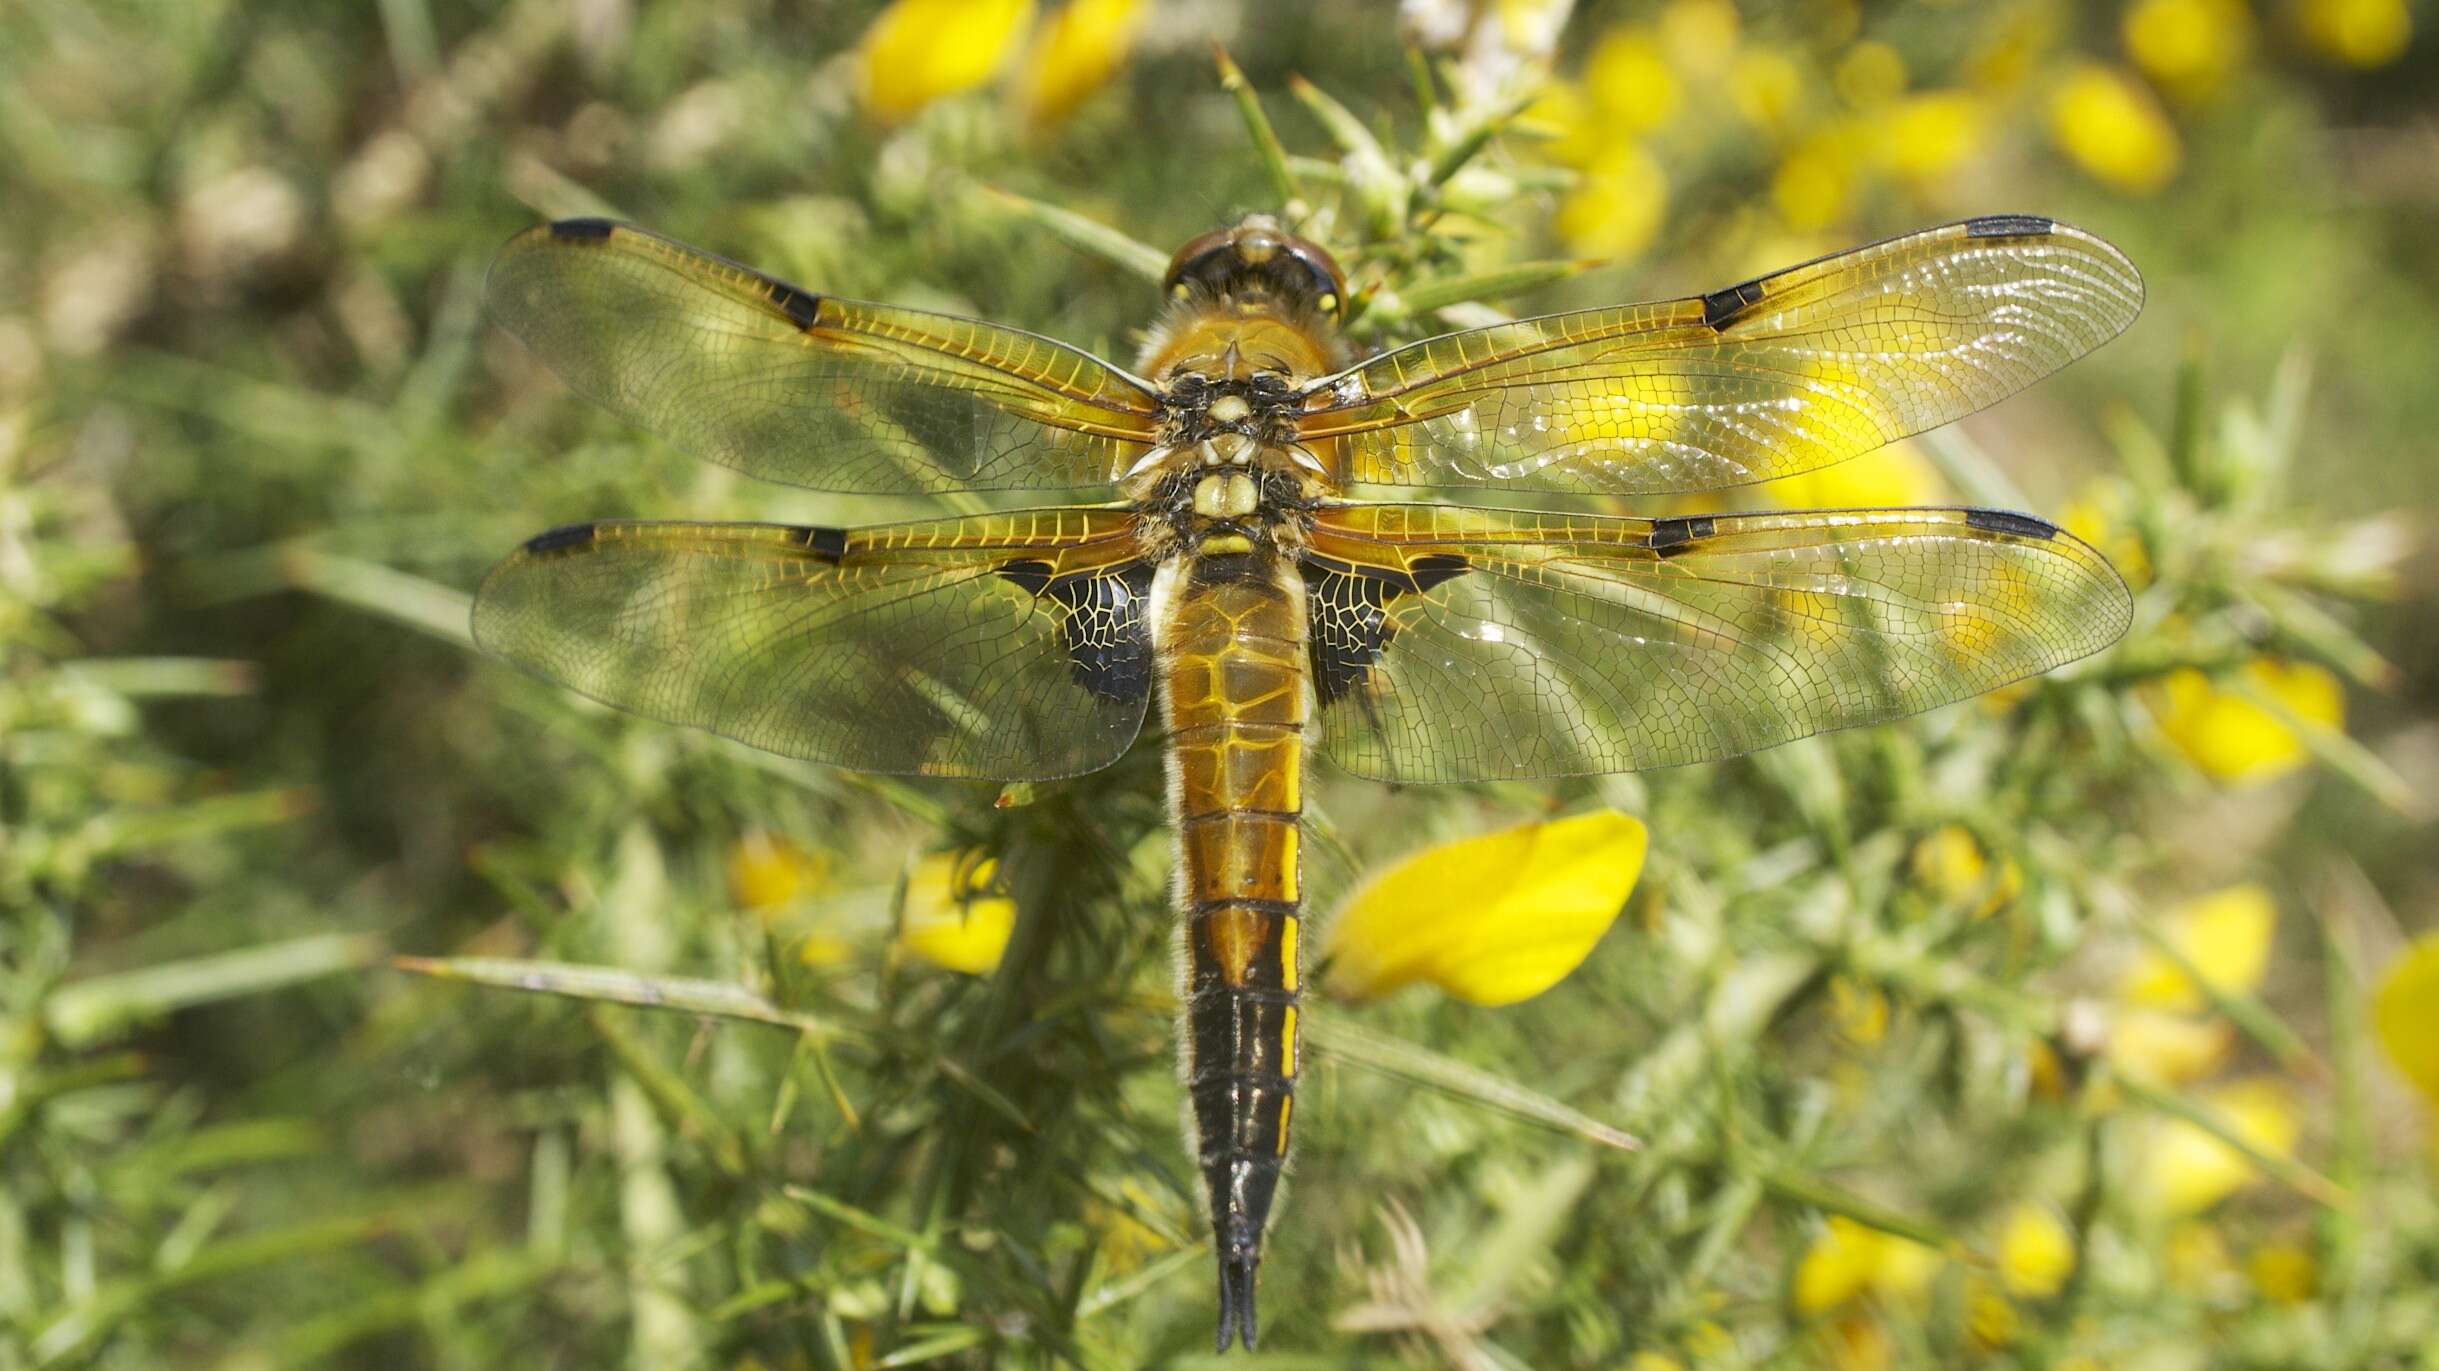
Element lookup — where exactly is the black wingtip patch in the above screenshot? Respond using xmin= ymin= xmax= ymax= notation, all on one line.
xmin=1965 ymin=214 xmax=2055 ymax=240
xmin=1701 ymin=279 xmax=1766 ymax=330
xmin=766 ymin=281 xmax=823 ymax=330
xmin=1649 ymin=514 xmax=1715 ymax=555
xmin=522 ymin=522 xmax=598 ymax=554
xmin=1964 ymin=508 xmax=2059 ymax=539
xmin=548 ymin=217 xmax=617 ymax=242
xmin=789 ymin=525 xmax=849 ymax=562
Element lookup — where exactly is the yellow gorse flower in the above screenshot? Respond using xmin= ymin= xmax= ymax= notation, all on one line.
xmin=1324 ymin=809 xmax=1646 ymax=1006
xmin=2247 ymin=1240 xmax=2318 ymax=1301
xmin=899 ymin=849 xmax=1017 ymax=974
xmin=2123 ymin=0 xmax=2253 ymax=100
xmin=1015 ymin=0 xmax=1142 ymax=128
xmin=1792 ymin=1215 xmax=1940 ymax=1313
xmin=1554 ymin=142 xmax=1668 ymax=259
xmin=1877 ymin=90 xmax=1989 ymax=191
xmin=1995 ymin=1202 xmax=2075 ymax=1297
xmin=1910 ymin=824 xmax=2023 ymax=918
xmin=860 ymin=0 xmax=1035 ymax=126
xmin=1761 ymin=441 xmax=1943 ymax=512
xmin=2147 ymin=659 xmax=2344 ymax=785
xmin=2118 ymin=884 xmax=2276 ymax=1012
xmin=2137 ymin=1076 xmax=2299 ymax=1214
xmin=2371 ymin=932 xmax=2439 ymax=1114
xmin=2295 ymin=0 xmax=2413 ymax=67
xmin=2048 ymin=63 xmax=2181 ymax=194
xmin=727 ymin=830 xmax=833 ymax=913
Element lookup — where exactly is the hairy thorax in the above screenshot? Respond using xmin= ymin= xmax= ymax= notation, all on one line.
xmin=1126 ymin=303 xmax=1351 ymax=565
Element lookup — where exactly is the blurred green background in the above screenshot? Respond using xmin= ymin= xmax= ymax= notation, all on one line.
xmin=6 ymin=0 xmax=2438 ymax=1366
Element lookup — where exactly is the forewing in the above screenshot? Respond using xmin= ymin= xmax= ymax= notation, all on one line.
xmin=1303 ymin=503 xmax=2131 ymax=782
xmin=472 ymin=509 xmax=1154 ymax=779
xmin=487 ymin=219 xmax=1162 ymax=494
xmin=1299 ymin=217 xmax=2142 ymax=495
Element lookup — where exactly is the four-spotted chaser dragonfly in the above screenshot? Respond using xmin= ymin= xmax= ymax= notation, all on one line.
xmin=475 ymin=211 xmax=2140 ymax=1351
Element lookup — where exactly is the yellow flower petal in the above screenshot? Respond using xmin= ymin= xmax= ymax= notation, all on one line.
xmin=2118 ymin=884 xmax=2276 ymax=1011
xmin=2123 ymin=0 xmax=2252 ymax=99
xmin=2146 ymin=659 xmax=2344 ymax=785
xmin=1325 ymin=810 xmax=1646 ymax=1006
xmin=1876 ymin=90 xmax=1989 ymax=189
xmin=1995 ymin=1202 xmax=2075 ymax=1297
xmin=1834 ymin=41 xmax=1908 ymax=107
xmin=2060 ymin=481 xmax=2154 ymax=589
xmin=1728 ymin=47 xmax=1806 ymax=137
xmin=2164 ymin=1220 xmax=2237 ymax=1292
xmin=1014 ymin=0 xmax=1141 ymax=128
xmin=1583 ymin=29 xmax=1680 ymax=132
xmin=2106 ymin=1007 xmax=2234 ymax=1084
xmin=1792 ymin=1216 xmax=1939 ymax=1313
xmin=2137 ymin=1077 xmax=2298 ymax=1215
xmin=1554 ymin=141 xmax=1668 ymax=259
xmin=1793 ymin=1216 xmax=1877 ymax=1313
xmin=860 ymin=0 xmax=1035 ymax=126
xmin=1821 ymin=1313 xmax=1893 ymax=1371
xmin=1772 ymin=129 xmax=1857 ymax=232
xmin=2047 ymin=63 xmax=2181 ymax=194
xmin=1963 ymin=1275 xmax=2019 ymax=1349
xmin=2372 ymin=932 xmax=2439 ymax=1110
xmin=728 ymin=832 xmax=833 ymax=914
xmin=1759 ymin=441 xmax=1944 ymax=510
xmin=899 ymin=851 xmax=1017 ymax=975
xmin=2246 ymin=1240 xmax=2318 ymax=1301
xmin=1910 ymin=824 xmax=2025 ymax=918
xmin=2295 ymin=0 xmax=2412 ymax=67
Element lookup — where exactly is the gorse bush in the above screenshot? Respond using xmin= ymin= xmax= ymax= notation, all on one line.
xmin=4 ymin=1 xmax=2436 ymax=1367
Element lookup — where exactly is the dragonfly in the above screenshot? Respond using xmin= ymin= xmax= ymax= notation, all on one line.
xmin=474 ymin=211 xmax=2141 ymax=1351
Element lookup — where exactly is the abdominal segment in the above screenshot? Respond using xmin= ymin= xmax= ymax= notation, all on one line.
xmin=1158 ymin=558 xmax=1309 ymax=1352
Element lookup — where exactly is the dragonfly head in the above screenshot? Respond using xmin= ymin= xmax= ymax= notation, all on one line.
xmin=1165 ymin=214 xmax=1346 ymax=318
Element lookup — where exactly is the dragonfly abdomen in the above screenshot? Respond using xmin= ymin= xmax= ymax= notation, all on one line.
xmin=1156 ymin=556 xmax=1309 ymax=1353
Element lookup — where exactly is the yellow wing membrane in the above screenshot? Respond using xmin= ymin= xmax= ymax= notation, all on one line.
xmin=1303 ymin=502 xmax=2132 ymax=782
xmin=1298 ymin=216 xmax=2142 ymax=495
xmin=472 ymin=509 xmax=1154 ymax=779
xmin=487 ymin=219 xmax=1162 ymax=494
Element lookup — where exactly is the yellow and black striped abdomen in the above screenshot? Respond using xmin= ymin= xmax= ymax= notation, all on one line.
xmin=1157 ymin=555 xmax=1307 ymax=1352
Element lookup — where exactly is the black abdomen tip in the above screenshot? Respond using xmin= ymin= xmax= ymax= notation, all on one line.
xmin=548 ymin=217 xmax=617 ymax=241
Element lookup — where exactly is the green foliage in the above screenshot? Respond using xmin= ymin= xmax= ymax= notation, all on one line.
xmin=4 ymin=1 xmax=2435 ymax=1368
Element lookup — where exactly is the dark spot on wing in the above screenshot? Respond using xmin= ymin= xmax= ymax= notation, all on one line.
xmin=1964 ymin=214 xmax=2054 ymax=240
xmin=765 ymin=281 xmax=822 ymax=330
xmin=1409 ymin=553 xmax=1470 ymax=591
xmin=1701 ymin=279 xmax=1766 ymax=330
xmin=1649 ymin=515 xmax=1714 ymax=556
xmin=999 ymin=561 xmax=1155 ymax=705
xmin=994 ymin=558 xmax=1054 ymax=596
xmin=522 ymin=522 xmax=598 ymax=554
xmin=791 ymin=525 xmax=849 ymax=562
xmin=548 ymin=217 xmax=617 ymax=242
xmin=1302 ymin=553 xmax=1470 ymax=705
xmin=1963 ymin=508 xmax=2059 ymax=539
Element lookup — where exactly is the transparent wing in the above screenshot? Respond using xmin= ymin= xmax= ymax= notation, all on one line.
xmin=487 ymin=219 xmax=1163 ymax=494
xmin=1302 ymin=502 xmax=2131 ymax=782
xmin=472 ymin=509 xmax=1154 ymax=779
xmin=1298 ymin=217 xmax=2142 ymax=495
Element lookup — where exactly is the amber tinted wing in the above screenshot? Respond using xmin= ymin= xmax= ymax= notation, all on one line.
xmin=1297 ymin=217 xmax=2141 ymax=495
xmin=472 ymin=509 xmax=1153 ymax=779
xmin=487 ymin=219 xmax=1162 ymax=494
xmin=1302 ymin=502 xmax=2130 ymax=782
